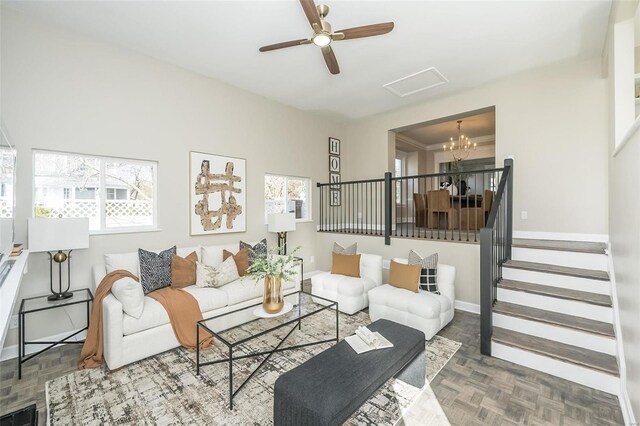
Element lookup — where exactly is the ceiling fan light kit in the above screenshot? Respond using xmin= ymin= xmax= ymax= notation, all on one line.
xmin=259 ymin=0 xmax=394 ymax=75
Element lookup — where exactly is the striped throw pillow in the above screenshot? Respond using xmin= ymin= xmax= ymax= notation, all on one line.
xmin=407 ymin=250 xmax=439 ymax=294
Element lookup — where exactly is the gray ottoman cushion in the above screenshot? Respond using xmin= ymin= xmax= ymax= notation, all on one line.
xmin=273 ymin=319 xmax=425 ymax=426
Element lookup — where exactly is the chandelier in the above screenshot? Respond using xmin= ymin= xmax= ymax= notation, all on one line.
xmin=443 ymin=120 xmax=476 ymax=162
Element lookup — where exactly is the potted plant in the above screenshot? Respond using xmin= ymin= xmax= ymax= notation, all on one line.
xmin=246 ymin=246 xmax=300 ymax=314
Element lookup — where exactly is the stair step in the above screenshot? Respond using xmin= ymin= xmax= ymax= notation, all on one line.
xmin=503 ymin=260 xmax=609 ymax=281
xmin=512 ymin=239 xmax=607 ymax=254
xmin=492 ymin=327 xmax=619 ymax=376
xmin=493 ymin=301 xmax=614 ymax=338
xmin=498 ymin=280 xmax=612 ymax=307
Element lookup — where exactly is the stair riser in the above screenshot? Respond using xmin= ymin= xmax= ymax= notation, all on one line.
xmin=491 ymin=342 xmax=619 ymax=395
xmin=502 ymin=268 xmax=610 ymax=295
xmin=492 ymin=313 xmax=616 ymax=355
xmin=511 ymin=247 xmax=608 ymax=272
xmin=497 ymin=288 xmax=613 ymax=323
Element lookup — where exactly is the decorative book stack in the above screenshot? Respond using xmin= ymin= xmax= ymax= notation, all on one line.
xmin=10 ymin=243 xmax=23 ymax=257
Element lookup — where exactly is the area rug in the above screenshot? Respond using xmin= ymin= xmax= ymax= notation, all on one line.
xmin=46 ymin=310 xmax=460 ymax=425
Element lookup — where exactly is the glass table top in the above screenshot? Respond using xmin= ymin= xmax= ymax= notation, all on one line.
xmin=21 ymin=288 xmax=93 ymax=313
xmin=198 ymin=291 xmax=336 ymax=347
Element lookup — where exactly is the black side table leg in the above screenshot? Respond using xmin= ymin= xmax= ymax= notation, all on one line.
xmin=17 ymin=312 xmax=22 ymax=380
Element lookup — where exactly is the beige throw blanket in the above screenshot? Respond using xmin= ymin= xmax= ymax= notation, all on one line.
xmin=79 ymin=270 xmax=213 ymax=369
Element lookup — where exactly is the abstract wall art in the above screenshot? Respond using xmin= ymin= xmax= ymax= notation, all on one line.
xmin=190 ymin=151 xmax=246 ymax=235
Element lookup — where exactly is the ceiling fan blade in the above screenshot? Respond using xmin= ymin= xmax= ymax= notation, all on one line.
xmin=321 ymin=46 xmax=340 ymax=75
xmin=300 ymin=0 xmax=322 ymax=33
xmin=334 ymin=22 xmax=395 ymax=40
xmin=259 ymin=39 xmax=310 ymax=52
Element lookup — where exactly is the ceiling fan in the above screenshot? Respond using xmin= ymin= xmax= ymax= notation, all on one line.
xmin=258 ymin=0 xmax=394 ymax=75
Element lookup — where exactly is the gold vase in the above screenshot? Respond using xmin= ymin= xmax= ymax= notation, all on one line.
xmin=263 ymin=275 xmax=284 ymax=314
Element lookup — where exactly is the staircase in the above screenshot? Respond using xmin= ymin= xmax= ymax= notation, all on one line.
xmin=490 ymin=238 xmax=620 ymax=395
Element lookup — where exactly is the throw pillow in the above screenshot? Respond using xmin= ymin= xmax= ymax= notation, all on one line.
xmin=223 ymin=248 xmax=250 ymax=276
xmin=111 ymin=276 xmax=145 ymax=319
xmin=139 ymin=246 xmax=176 ymax=294
xmin=240 ymin=239 xmax=267 ymax=266
xmin=196 ymin=257 xmax=240 ymax=288
xmin=331 ymin=252 xmax=361 ymax=277
xmin=171 ymin=251 xmax=198 ymax=289
xmin=408 ymin=250 xmax=439 ymax=294
xmin=333 ymin=242 xmax=357 ymax=255
xmin=388 ymin=260 xmax=421 ymax=293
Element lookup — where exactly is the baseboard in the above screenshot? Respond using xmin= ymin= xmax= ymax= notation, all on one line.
xmin=0 ymin=329 xmax=86 ymax=362
xmin=454 ymin=300 xmax=480 ymax=314
xmin=513 ymin=231 xmax=609 ymax=243
xmin=606 ymin=244 xmax=637 ymax=426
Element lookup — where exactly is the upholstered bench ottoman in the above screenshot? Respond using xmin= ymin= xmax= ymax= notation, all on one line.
xmin=273 ymin=319 xmax=425 ymax=426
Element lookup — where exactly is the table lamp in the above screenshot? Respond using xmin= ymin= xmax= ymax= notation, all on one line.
xmin=28 ymin=218 xmax=89 ymax=301
xmin=268 ymin=213 xmax=296 ymax=255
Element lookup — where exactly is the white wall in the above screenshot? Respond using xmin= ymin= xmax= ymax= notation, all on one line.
xmin=344 ymin=58 xmax=609 ymax=235
xmin=0 ymin=9 xmax=344 ymax=349
xmin=606 ymin=3 xmax=640 ymax=421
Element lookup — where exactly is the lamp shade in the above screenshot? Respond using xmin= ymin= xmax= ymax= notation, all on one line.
xmin=28 ymin=218 xmax=90 ymax=253
xmin=267 ymin=213 xmax=296 ymax=233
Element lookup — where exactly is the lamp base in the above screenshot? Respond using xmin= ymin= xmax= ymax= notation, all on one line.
xmin=48 ymin=292 xmax=73 ymax=301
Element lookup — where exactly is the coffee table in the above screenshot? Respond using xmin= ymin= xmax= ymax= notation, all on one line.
xmin=196 ymin=291 xmax=339 ymax=409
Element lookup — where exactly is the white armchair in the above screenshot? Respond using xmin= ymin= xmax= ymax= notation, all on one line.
xmin=311 ymin=253 xmax=383 ymax=314
xmin=368 ymin=259 xmax=456 ymax=340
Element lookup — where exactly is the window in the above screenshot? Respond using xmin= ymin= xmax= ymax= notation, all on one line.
xmin=395 ymin=156 xmax=405 ymax=204
xmin=33 ymin=150 xmax=157 ymax=233
xmin=264 ymin=174 xmax=311 ymax=221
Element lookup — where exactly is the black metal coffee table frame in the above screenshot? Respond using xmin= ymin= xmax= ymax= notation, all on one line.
xmin=196 ymin=291 xmax=338 ymax=410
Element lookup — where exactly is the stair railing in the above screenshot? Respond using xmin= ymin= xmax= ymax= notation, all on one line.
xmin=480 ymin=158 xmax=513 ymax=356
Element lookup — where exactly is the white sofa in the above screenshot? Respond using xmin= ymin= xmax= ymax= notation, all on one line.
xmin=368 ymin=259 xmax=455 ymax=340
xmin=92 ymin=244 xmax=301 ymax=370
xmin=310 ymin=253 xmax=383 ymax=315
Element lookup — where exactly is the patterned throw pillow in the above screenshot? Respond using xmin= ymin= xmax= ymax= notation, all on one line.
xmin=138 ymin=246 xmax=177 ymax=294
xmin=195 ymin=257 xmax=240 ymax=288
xmin=407 ymin=250 xmax=439 ymax=294
xmin=240 ymin=239 xmax=267 ymax=266
xmin=333 ymin=242 xmax=357 ymax=255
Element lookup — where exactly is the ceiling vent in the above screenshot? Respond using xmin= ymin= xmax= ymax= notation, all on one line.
xmin=383 ymin=67 xmax=448 ymax=97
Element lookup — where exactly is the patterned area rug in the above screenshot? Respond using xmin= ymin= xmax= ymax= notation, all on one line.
xmin=46 ymin=310 xmax=460 ymax=425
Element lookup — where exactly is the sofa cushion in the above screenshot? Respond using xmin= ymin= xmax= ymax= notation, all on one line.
xmin=317 ymin=273 xmax=376 ymax=298
xmin=196 ymin=258 xmax=239 ymax=288
xmin=331 ymin=253 xmax=361 ymax=277
xmin=171 ymin=252 xmax=198 ymax=288
xmin=220 ymin=276 xmax=296 ymax=306
xmin=111 ymin=276 xmax=145 ymax=319
xmin=105 ymin=252 xmax=139 ymax=275
xmin=368 ymin=284 xmax=441 ymax=320
xmin=139 ymin=246 xmax=176 ymax=294
xmin=123 ymin=288 xmax=228 ymax=336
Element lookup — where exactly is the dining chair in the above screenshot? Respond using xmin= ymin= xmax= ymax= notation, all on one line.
xmin=427 ymin=190 xmax=458 ymax=230
xmin=413 ymin=193 xmax=428 ymax=228
xmin=460 ymin=189 xmax=494 ymax=231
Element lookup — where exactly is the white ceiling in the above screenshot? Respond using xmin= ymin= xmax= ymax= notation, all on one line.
xmin=4 ymin=0 xmax=612 ymax=120
xmin=398 ymin=110 xmax=496 ymax=149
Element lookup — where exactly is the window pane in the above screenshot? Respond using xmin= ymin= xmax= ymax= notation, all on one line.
xmin=287 ymin=178 xmax=309 ymax=220
xmin=33 ymin=152 xmax=100 ymax=230
xmin=105 ymin=162 xmax=154 ymax=228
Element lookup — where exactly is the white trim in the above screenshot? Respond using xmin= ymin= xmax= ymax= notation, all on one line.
xmin=513 ymin=230 xmax=609 ymax=243
xmin=606 ymin=244 xmax=636 ymax=426
xmin=614 ymin=113 xmax=640 ymax=157
xmin=454 ymin=300 xmax=480 ymax=314
xmin=0 ymin=329 xmax=87 ymax=362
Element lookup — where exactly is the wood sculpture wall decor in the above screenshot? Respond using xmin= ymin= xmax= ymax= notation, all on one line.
xmin=190 ymin=151 xmax=246 ymax=235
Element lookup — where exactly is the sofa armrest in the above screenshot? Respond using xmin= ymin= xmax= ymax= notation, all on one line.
xmin=437 ymin=264 xmax=456 ymax=304
xmin=92 ymin=264 xmax=107 ymax=293
xmin=102 ymin=293 xmax=124 ymax=370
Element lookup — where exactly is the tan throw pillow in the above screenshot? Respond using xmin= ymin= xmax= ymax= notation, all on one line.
xmin=223 ymin=248 xmax=249 ymax=276
xmin=171 ymin=251 xmax=198 ymax=288
xmin=388 ymin=260 xmax=421 ymax=293
xmin=331 ymin=252 xmax=361 ymax=277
